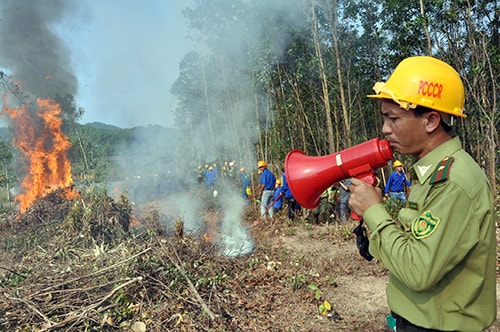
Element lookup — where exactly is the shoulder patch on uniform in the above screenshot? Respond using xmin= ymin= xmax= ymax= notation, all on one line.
xmin=429 ymin=156 xmax=454 ymax=184
xmin=411 ymin=211 xmax=440 ymax=239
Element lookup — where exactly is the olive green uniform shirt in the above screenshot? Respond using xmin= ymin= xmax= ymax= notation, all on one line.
xmin=364 ymin=137 xmax=496 ymax=331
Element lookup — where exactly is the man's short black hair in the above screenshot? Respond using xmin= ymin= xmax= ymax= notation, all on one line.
xmin=413 ymin=106 xmax=452 ymax=133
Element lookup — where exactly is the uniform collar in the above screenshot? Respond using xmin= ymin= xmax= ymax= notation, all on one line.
xmin=409 ymin=136 xmax=462 ymax=184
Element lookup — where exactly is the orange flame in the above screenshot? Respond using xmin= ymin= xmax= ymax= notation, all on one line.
xmin=202 ymin=209 xmax=219 ymax=243
xmin=203 ymin=232 xmax=211 ymax=243
xmin=4 ymin=97 xmax=76 ymax=212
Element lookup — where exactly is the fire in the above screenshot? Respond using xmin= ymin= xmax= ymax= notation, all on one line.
xmin=203 ymin=209 xmax=219 ymax=243
xmin=4 ymin=97 xmax=77 ymax=212
xmin=203 ymin=232 xmax=211 ymax=243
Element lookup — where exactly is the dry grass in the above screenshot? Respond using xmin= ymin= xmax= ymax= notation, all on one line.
xmin=0 ymin=190 xmax=498 ymax=331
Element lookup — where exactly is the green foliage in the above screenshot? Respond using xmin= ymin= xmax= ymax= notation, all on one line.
xmin=195 ymin=274 xmax=229 ymax=289
xmin=170 ymin=0 xmax=498 ymax=198
xmin=0 ymin=270 xmax=27 ymax=287
xmin=289 ymin=273 xmax=307 ymax=290
xmin=383 ymin=197 xmax=406 ymax=221
xmin=307 ymin=283 xmax=321 ymax=300
xmin=64 ymin=186 xmax=132 ymax=245
xmin=0 ymin=139 xmax=17 ymax=200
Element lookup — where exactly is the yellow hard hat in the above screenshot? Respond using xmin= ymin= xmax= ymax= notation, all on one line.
xmin=275 ymin=179 xmax=282 ymax=185
xmin=393 ymin=160 xmax=403 ymax=167
xmin=257 ymin=160 xmax=267 ymax=168
xmin=367 ymin=56 xmax=465 ymax=118
xmin=240 ymin=167 xmax=245 ymax=172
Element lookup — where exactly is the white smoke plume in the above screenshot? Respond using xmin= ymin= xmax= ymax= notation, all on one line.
xmin=108 ymin=1 xmax=308 ymax=256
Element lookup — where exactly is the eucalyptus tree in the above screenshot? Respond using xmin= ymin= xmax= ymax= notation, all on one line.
xmin=174 ymin=0 xmax=313 ymax=166
xmin=431 ymin=0 xmax=499 ymax=194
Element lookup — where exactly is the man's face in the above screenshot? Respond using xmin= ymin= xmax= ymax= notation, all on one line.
xmin=380 ymin=100 xmax=428 ymax=158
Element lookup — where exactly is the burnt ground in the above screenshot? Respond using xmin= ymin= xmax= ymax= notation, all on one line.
xmin=0 ymin=189 xmax=499 ymax=331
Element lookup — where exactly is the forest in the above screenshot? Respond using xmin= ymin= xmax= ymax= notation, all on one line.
xmin=169 ymin=0 xmax=498 ymax=196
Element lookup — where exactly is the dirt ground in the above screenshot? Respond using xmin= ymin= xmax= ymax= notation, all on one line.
xmin=0 ymin=192 xmax=499 ymax=331
xmin=249 ymin=215 xmax=392 ymax=331
xmin=250 ymin=217 xmax=500 ymax=331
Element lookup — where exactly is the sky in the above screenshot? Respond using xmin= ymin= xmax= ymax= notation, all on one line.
xmin=0 ymin=0 xmax=194 ymax=129
xmin=72 ymin=1 xmax=196 ymax=128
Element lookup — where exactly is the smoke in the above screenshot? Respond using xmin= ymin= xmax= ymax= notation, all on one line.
xmin=0 ymin=0 xmax=79 ymax=99
xmin=109 ymin=0 xmax=308 ymax=257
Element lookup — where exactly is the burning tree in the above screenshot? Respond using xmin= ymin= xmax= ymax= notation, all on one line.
xmin=1 ymin=72 xmax=77 ymax=212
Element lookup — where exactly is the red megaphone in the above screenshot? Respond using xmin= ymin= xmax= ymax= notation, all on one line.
xmin=284 ymin=138 xmax=393 ymax=209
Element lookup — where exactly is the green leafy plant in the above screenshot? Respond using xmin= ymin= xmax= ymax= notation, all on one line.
xmin=383 ymin=197 xmax=406 ymax=220
xmin=318 ymin=300 xmax=332 ymax=316
xmin=307 ymin=283 xmax=321 ymax=300
xmin=0 ymin=271 xmax=27 ymax=287
xmin=290 ymin=273 xmax=306 ymax=290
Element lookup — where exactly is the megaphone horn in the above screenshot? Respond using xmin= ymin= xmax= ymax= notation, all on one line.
xmin=285 ymin=138 xmax=393 ymax=209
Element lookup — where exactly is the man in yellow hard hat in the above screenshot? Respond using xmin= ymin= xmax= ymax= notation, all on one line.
xmin=256 ymin=160 xmax=276 ymax=219
xmin=348 ymin=56 xmax=496 ymax=331
xmin=272 ymin=178 xmax=284 ymax=211
xmin=384 ymin=159 xmax=411 ymax=203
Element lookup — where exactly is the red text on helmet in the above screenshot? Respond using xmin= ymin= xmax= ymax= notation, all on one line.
xmin=418 ymin=80 xmax=443 ymax=99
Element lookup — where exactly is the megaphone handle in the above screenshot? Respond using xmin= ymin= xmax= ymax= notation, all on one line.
xmin=350 ymin=211 xmax=362 ymax=221
xmin=348 ymin=170 xmax=377 ymax=222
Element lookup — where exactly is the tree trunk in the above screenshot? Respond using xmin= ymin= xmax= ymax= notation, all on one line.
xmin=327 ymin=0 xmax=351 ymax=149
xmin=419 ymin=0 xmax=433 ymax=55
xmin=311 ymin=0 xmax=336 ymax=154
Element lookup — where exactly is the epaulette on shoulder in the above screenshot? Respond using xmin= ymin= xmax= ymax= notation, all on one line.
xmin=429 ymin=156 xmax=454 ymax=184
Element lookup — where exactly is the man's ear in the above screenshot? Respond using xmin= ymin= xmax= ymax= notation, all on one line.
xmin=423 ymin=111 xmax=442 ymax=133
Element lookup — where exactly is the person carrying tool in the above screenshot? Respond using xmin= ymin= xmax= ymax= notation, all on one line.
xmin=257 ymin=160 xmax=276 ymax=219
xmin=384 ymin=159 xmax=411 ymax=203
xmin=348 ymin=56 xmax=496 ymax=331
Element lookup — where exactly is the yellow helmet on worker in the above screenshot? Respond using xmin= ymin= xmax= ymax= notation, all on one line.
xmin=257 ymin=160 xmax=267 ymax=168
xmin=393 ymin=160 xmax=403 ymax=167
xmin=367 ymin=56 xmax=465 ymax=120
xmin=275 ymin=179 xmax=282 ymax=185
